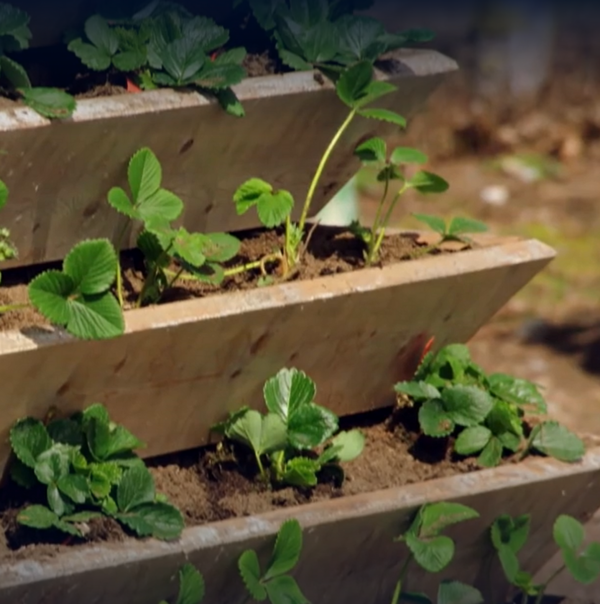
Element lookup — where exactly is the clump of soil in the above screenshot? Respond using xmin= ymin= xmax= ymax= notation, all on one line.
xmin=0 ymin=226 xmax=462 ymax=333
xmin=0 ymin=406 xmax=513 ymax=563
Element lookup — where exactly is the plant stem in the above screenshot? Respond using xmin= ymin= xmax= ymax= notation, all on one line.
xmin=223 ymin=260 xmax=263 ymax=277
xmin=0 ymin=302 xmax=30 ymax=313
xmin=391 ymin=555 xmax=412 ymax=604
xmin=534 ymin=564 xmax=566 ymax=604
xmin=166 ymin=267 xmax=184 ymax=291
xmin=371 ymin=184 xmax=408 ymax=261
xmin=114 ymin=220 xmax=130 ymax=309
xmin=297 ymin=108 xmax=358 ymax=238
xmin=254 ymin=451 xmax=267 ymax=481
xmin=366 ymin=176 xmax=390 ymax=264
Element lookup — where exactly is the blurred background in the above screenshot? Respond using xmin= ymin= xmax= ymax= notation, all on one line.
xmin=319 ymin=0 xmax=600 ymax=438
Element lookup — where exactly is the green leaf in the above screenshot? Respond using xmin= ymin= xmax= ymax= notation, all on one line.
xmin=531 ymin=421 xmax=585 ymax=462
xmin=62 ymin=511 xmax=103 ymax=523
xmin=554 ymin=515 xmax=584 ymax=551
xmin=488 ymin=374 xmax=547 ymax=414
xmin=497 ymin=544 xmax=521 ymax=583
xmin=19 ymin=87 xmax=76 ymax=119
xmin=406 ymin=533 xmax=454 ymax=573
xmin=264 ymin=575 xmax=309 ymax=604
xmin=407 ymin=171 xmax=449 ymax=193
xmin=477 ymin=436 xmax=503 ymax=467
xmin=264 ymin=368 xmax=317 ymax=422
xmin=10 ymin=418 xmax=52 ymax=468
xmin=85 ymin=15 xmax=119 ymax=57
xmin=128 ymin=147 xmax=162 ymax=203
xmin=0 ymin=4 xmax=30 ymax=38
xmin=447 ymin=217 xmax=488 ymax=237
xmin=394 ymin=381 xmax=440 ymax=400
xmin=287 ymin=403 xmax=338 ymax=450
xmin=336 ymin=60 xmax=373 ymax=107
xmin=194 ymin=62 xmax=246 ymax=90
xmin=418 ymin=400 xmax=454 ymax=437
xmin=233 ymin=178 xmax=294 ymax=228
xmin=10 ymin=458 xmax=37 ymax=488
xmin=264 ymin=518 xmax=303 ymax=579
xmin=175 ymin=563 xmax=205 ymax=604
xmin=563 ymin=544 xmax=600 ymax=585
xmin=357 ymin=107 xmax=407 ymax=127
xmin=454 ymin=426 xmax=492 ymax=455
xmin=0 ymin=179 xmax=7 ymax=210
xmin=491 ymin=514 xmax=531 ymax=554
xmin=442 ymin=385 xmax=494 ymax=427
xmin=354 ymin=80 xmax=397 ymax=108
xmin=63 ymin=239 xmax=118 ymax=295
xmin=0 ymin=55 xmax=31 ymax=88
xmin=437 ymin=580 xmax=483 ymax=604
xmin=117 ymin=501 xmax=184 ymax=540
xmin=224 ymin=410 xmax=287 ymax=457
xmin=391 ymin=147 xmax=428 ymax=165
xmin=335 ymin=15 xmax=386 ymax=62
xmin=238 ymin=550 xmax=267 ymax=601
xmin=17 ymin=505 xmax=58 ymax=529
xmin=322 ymin=430 xmax=365 ymax=463
xmin=418 ymin=502 xmax=479 ymax=537
xmin=201 ymin=233 xmax=241 ymax=263
xmin=46 ymin=419 xmax=82 ymax=446
xmin=68 ymin=38 xmax=112 ymax=71
xmin=214 ymin=88 xmax=245 ymax=117
xmin=282 ymin=457 xmax=320 ymax=487
xmin=412 ymin=213 xmax=447 ymax=235
xmin=354 ymin=137 xmax=387 ymax=164
xmin=47 ymin=483 xmax=73 ymax=517
xmin=117 ymin=465 xmax=156 ymax=512
xmin=34 ymin=445 xmax=71 ymax=485
xmin=57 ymin=474 xmax=89 ymax=504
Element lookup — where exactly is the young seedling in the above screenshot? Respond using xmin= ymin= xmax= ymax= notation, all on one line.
xmin=234 ymin=59 xmax=409 ymax=278
xmin=159 ymin=563 xmax=205 ymax=604
xmin=351 ymin=137 xmax=448 ymax=264
xmin=394 ymin=344 xmax=584 ymax=467
xmin=107 ymin=147 xmax=242 ymax=307
xmin=491 ymin=513 xmax=600 ymax=604
xmin=0 ymin=3 xmax=76 ymax=118
xmin=391 ymin=501 xmax=479 ymax=603
xmin=412 ymin=214 xmax=488 ymax=245
xmin=238 ymin=518 xmax=309 ymax=604
xmin=213 ymin=367 xmax=365 ymax=487
xmin=11 ymin=403 xmax=184 ymax=541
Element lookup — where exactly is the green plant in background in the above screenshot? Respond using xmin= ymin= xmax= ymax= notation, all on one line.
xmin=159 ymin=564 xmax=205 ymax=604
xmin=0 ymin=178 xmax=17 ymax=268
xmin=10 ymin=403 xmax=184 ymax=540
xmin=234 ymin=59 xmax=408 ymax=277
xmin=107 ymin=147 xmax=242 ymax=307
xmin=213 ymin=368 xmax=364 ymax=487
xmin=394 ymin=344 xmax=585 ymax=467
xmin=239 ymin=518 xmax=309 ymax=604
xmin=411 ymin=214 xmax=489 ymax=245
xmin=391 ymin=501 xmax=482 ymax=603
xmin=491 ymin=513 xmax=600 ymax=603
xmin=0 ymin=3 xmax=76 ymax=118
xmin=351 ymin=137 xmax=449 ymax=264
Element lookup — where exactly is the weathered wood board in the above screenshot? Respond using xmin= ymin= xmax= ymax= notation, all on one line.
xmin=2 ymin=447 xmax=599 ymax=604
xmin=0 ymin=234 xmax=555 ymax=476
xmin=0 ymin=49 xmax=457 ymax=269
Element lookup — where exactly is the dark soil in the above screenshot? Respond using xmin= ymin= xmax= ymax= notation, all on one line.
xmin=0 ymin=226 xmax=464 ymax=333
xmin=0 ymin=406 xmax=514 ymax=563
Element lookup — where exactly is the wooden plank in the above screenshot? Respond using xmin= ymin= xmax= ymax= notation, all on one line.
xmin=0 ymin=49 xmax=456 ymax=269
xmin=2 ymin=447 xmax=600 ymax=604
xmin=0 ymin=235 xmax=555 ymax=475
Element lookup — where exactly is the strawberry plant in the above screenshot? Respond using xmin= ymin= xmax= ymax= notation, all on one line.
xmin=238 ymin=518 xmax=308 ymax=604
xmin=10 ymin=403 xmax=184 ymax=541
xmin=394 ymin=344 xmax=585 ymax=467
xmin=491 ymin=513 xmax=600 ymax=603
xmin=0 ymin=178 xmax=17 ymax=267
xmin=233 ymin=59 xmax=408 ymax=278
xmin=0 ymin=3 xmax=76 ymax=118
xmin=412 ymin=214 xmax=489 ymax=245
xmin=351 ymin=137 xmax=449 ymax=264
xmin=213 ymin=368 xmax=365 ymax=487
xmin=390 ymin=501 xmax=480 ymax=603
xmin=107 ymin=147 xmax=242 ymax=306
xmin=159 ymin=563 xmax=205 ymax=604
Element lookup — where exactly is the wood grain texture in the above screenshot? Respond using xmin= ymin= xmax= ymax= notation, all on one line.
xmin=0 ymin=49 xmax=456 ymax=269
xmin=0 ymin=234 xmax=554 ymax=476
xmin=2 ymin=447 xmax=600 ymax=604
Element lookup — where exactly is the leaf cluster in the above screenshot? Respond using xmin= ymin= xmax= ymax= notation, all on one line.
xmin=0 ymin=3 xmax=76 ymax=118
xmin=245 ymin=0 xmax=433 ymax=74
xmin=394 ymin=344 xmax=585 ymax=467
xmin=412 ymin=214 xmax=488 ymax=245
xmin=238 ymin=518 xmax=309 ymax=604
xmin=109 ymin=147 xmax=241 ymax=304
xmin=492 ymin=513 xmax=600 ymax=598
xmin=214 ymin=368 xmax=364 ymax=487
xmin=10 ymin=404 xmax=184 ymax=541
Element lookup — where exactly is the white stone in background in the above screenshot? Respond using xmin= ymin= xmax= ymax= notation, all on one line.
xmin=480 ymin=184 xmax=509 ymax=206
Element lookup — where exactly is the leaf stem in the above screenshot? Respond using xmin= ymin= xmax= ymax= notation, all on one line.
xmin=254 ymin=451 xmax=267 ymax=480
xmin=371 ymin=184 xmax=407 ymax=261
xmin=534 ymin=564 xmax=566 ymax=604
xmin=0 ymin=302 xmax=30 ymax=313
xmin=366 ymin=176 xmax=390 ymax=264
xmin=114 ymin=220 xmax=130 ymax=309
xmin=391 ymin=555 xmax=412 ymax=604
xmin=297 ymin=108 xmax=358 ymax=239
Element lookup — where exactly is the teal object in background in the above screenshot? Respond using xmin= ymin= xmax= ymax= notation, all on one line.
xmin=316 ymin=177 xmax=360 ymax=226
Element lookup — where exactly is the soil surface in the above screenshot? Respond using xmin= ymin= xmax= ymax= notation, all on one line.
xmin=0 ymin=406 xmax=512 ymax=562
xmin=0 ymin=227 xmax=460 ymax=333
